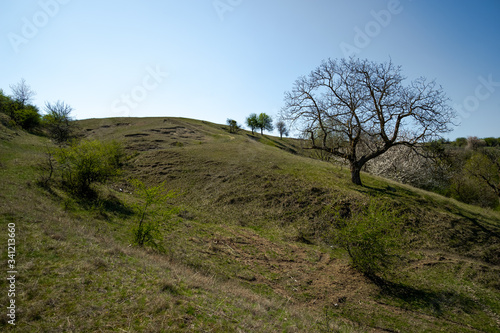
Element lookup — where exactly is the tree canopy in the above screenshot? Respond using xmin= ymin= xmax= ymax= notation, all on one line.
xmin=465 ymin=150 xmax=500 ymax=203
xmin=257 ymin=113 xmax=273 ymax=135
xmin=246 ymin=113 xmax=274 ymax=135
xmin=245 ymin=113 xmax=258 ymax=135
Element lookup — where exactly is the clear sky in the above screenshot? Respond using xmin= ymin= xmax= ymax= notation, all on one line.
xmin=1 ymin=0 xmax=499 ymax=139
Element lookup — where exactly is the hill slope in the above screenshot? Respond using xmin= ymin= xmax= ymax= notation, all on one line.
xmin=1 ymin=117 xmax=499 ymax=332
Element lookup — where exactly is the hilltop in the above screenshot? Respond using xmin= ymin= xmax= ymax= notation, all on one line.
xmin=1 ymin=117 xmax=499 ymax=332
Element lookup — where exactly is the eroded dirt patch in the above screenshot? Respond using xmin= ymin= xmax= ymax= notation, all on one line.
xmin=191 ymin=228 xmax=376 ymax=307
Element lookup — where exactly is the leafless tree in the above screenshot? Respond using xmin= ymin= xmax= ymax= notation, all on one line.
xmin=276 ymin=120 xmax=289 ymax=139
xmin=44 ymin=101 xmax=75 ymax=143
xmin=281 ymin=58 xmax=455 ymax=185
xmin=10 ymin=78 xmax=36 ymax=107
xmin=466 ymin=136 xmax=485 ymax=151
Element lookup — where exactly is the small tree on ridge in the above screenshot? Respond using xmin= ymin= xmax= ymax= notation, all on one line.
xmin=226 ymin=118 xmax=241 ymax=134
xmin=276 ymin=120 xmax=289 ymax=139
xmin=257 ymin=113 xmax=273 ymax=135
xmin=246 ymin=113 xmax=258 ymax=135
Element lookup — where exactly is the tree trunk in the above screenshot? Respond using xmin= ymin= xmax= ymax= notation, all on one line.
xmin=350 ymin=163 xmax=363 ymax=186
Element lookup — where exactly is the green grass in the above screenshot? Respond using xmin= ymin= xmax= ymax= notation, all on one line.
xmin=1 ymin=117 xmax=499 ymax=332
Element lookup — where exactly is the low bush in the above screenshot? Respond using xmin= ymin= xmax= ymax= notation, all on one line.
xmin=333 ymin=200 xmax=406 ymax=277
xmin=12 ymin=105 xmax=41 ymax=131
xmin=54 ymin=140 xmax=124 ymax=196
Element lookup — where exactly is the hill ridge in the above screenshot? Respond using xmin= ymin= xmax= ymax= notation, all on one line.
xmin=0 ymin=116 xmax=499 ymax=332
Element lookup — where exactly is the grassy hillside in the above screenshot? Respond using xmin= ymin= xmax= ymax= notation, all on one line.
xmin=1 ymin=117 xmax=500 ymax=332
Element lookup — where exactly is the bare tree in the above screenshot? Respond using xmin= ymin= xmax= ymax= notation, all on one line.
xmin=276 ymin=120 xmax=289 ymax=139
xmin=10 ymin=78 xmax=36 ymax=107
xmin=43 ymin=101 xmax=75 ymax=143
xmin=281 ymin=58 xmax=455 ymax=185
xmin=466 ymin=136 xmax=485 ymax=151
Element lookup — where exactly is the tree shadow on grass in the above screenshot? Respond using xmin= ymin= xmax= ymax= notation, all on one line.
xmin=69 ymin=188 xmax=135 ymax=221
xmin=37 ymin=181 xmax=134 ymax=221
xmin=99 ymin=194 xmax=134 ymax=218
xmin=455 ymin=212 xmax=500 ymax=240
xmin=368 ymin=275 xmax=479 ymax=317
xmin=265 ymin=137 xmax=298 ymax=154
xmin=354 ymin=184 xmax=406 ymax=199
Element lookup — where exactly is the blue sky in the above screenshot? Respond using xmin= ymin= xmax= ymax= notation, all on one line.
xmin=1 ymin=0 xmax=499 ymax=139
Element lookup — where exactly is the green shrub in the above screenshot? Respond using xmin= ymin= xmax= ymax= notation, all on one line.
xmin=0 ymin=84 xmax=41 ymax=130
xmin=130 ymin=179 xmax=177 ymax=250
xmin=1 ymin=98 xmax=41 ymax=131
xmin=0 ymin=89 xmax=11 ymax=115
xmin=55 ymin=140 xmax=124 ymax=195
xmin=484 ymin=137 xmax=499 ymax=147
xmin=448 ymin=151 xmax=500 ymax=209
xmin=226 ymin=118 xmax=241 ymax=134
xmin=13 ymin=105 xmax=41 ymax=130
xmin=450 ymin=175 xmax=498 ymax=208
xmin=453 ymin=137 xmax=467 ymax=147
xmin=334 ymin=201 xmax=405 ymax=277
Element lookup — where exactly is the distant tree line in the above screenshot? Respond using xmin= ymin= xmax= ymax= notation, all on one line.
xmin=226 ymin=113 xmax=289 ymax=139
xmin=245 ymin=113 xmax=274 ymax=135
xmin=449 ymin=136 xmax=500 ymax=148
